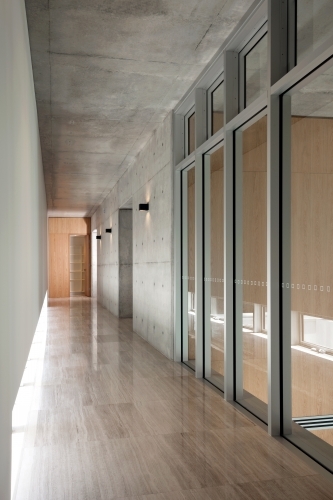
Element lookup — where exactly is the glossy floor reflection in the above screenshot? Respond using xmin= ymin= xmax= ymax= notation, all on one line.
xmin=14 ymin=298 xmax=333 ymax=499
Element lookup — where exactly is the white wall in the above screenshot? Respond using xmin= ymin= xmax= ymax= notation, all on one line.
xmin=0 ymin=0 xmax=48 ymax=497
xmin=91 ymin=112 xmax=174 ymax=359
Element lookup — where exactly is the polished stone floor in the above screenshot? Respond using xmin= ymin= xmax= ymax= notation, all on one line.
xmin=14 ymin=298 xmax=333 ymax=499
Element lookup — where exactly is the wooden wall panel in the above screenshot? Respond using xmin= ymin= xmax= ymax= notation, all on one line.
xmin=210 ymin=147 xmax=224 ymax=300
xmin=240 ymin=115 xmax=333 ymax=316
xmin=212 ymin=111 xmax=224 ymax=135
xmin=48 ymin=217 xmax=90 ymax=235
xmin=48 ymin=234 xmax=70 ymax=298
xmin=291 ymin=117 xmax=333 ymax=318
xmin=242 ymin=116 xmax=267 ymax=306
xmin=48 ymin=217 xmax=91 ymax=298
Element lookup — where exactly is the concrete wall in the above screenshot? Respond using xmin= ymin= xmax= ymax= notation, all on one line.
xmin=0 ymin=0 xmax=48 ymax=497
xmin=91 ymin=112 xmax=173 ymax=359
xmin=119 ymin=210 xmax=133 ymax=318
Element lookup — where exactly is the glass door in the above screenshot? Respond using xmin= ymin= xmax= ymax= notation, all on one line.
xmin=282 ymin=61 xmax=333 ymax=471
xmin=182 ymin=164 xmax=196 ymax=370
xmin=204 ymin=144 xmax=224 ymax=390
xmin=234 ymin=114 xmax=268 ymax=421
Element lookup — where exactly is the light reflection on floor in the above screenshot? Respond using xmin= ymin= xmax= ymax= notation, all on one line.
xmin=11 ymin=295 xmax=47 ymax=498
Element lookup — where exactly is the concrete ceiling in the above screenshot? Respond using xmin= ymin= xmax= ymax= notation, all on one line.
xmin=25 ymin=0 xmax=255 ymax=216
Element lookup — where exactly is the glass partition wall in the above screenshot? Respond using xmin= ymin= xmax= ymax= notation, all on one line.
xmin=235 ymin=115 xmax=268 ymax=421
xmin=297 ymin=0 xmax=333 ymax=63
xmin=204 ymin=144 xmax=224 ymax=390
xmin=175 ymin=0 xmax=333 ymax=475
xmin=181 ymin=165 xmax=196 ymax=369
xmin=282 ymin=61 xmax=333 ymax=468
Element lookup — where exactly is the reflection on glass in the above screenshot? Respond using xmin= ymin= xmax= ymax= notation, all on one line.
xmin=288 ymin=64 xmax=333 ymax=451
xmin=245 ymin=34 xmax=267 ymax=107
xmin=182 ymin=166 xmax=195 ymax=369
xmin=303 ymin=315 xmax=333 ymax=351
xmin=212 ymin=82 xmax=224 ymax=135
xmin=204 ymin=146 xmax=224 ymax=389
xmin=297 ymin=0 xmax=333 ymax=63
xmin=235 ymin=115 xmax=268 ymax=419
xmin=188 ymin=112 xmax=195 ymax=155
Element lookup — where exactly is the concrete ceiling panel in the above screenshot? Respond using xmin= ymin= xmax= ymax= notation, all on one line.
xmin=25 ymin=0 xmax=255 ymax=215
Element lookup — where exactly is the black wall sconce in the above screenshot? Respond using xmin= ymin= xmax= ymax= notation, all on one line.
xmin=105 ymin=228 xmax=112 ymax=233
xmin=139 ymin=203 xmax=149 ymax=211
xmin=96 ymin=235 xmax=102 ymax=240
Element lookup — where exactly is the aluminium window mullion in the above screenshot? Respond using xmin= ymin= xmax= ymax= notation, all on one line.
xmin=194 ymin=152 xmax=204 ymax=378
xmin=203 ymin=155 xmax=212 ymax=379
xmin=223 ymin=50 xmax=238 ymax=402
xmin=281 ymin=94 xmax=292 ymax=435
xmin=234 ymin=129 xmax=244 ymax=401
xmin=182 ymin=171 xmax=189 ymax=363
xmin=267 ymin=0 xmax=289 ymax=437
xmin=174 ymin=169 xmax=182 ymax=362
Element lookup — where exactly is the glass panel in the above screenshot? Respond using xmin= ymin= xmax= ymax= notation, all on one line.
xmin=211 ymin=82 xmax=224 ymax=135
xmin=235 ymin=115 xmax=268 ymax=420
xmin=287 ymin=63 xmax=333 ymax=455
xmin=303 ymin=315 xmax=333 ymax=351
xmin=245 ymin=34 xmax=267 ymax=108
xmin=182 ymin=166 xmax=196 ymax=369
xmin=204 ymin=145 xmax=224 ymax=390
xmin=188 ymin=112 xmax=195 ymax=155
xmin=297 ymin=0 xmax=333 ymax=63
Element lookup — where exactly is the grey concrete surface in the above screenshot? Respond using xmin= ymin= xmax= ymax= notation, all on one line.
xmin=25 ymin=0 xmax=255 ymax=216
xmin=91 ymin=112 xmax=174 ymax=359
xmin=119 ymin=209 xmax=133 ymax=318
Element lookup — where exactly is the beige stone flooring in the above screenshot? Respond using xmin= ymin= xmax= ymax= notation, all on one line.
xmin=14 ymin=297 xmax=333 ymax=499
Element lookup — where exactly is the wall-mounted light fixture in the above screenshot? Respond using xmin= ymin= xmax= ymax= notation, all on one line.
xmin=139 ymin=203 xmax=149 ymax=211
xmin=96 ymin=235 xmax=102 ymax=240
xmin=105 ymin=228 xmax=112 ymax=233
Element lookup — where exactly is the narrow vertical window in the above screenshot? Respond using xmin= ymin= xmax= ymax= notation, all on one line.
xmin=188 ymin=112 xmax=196 ymax=155
xmin=204 ymin=144 xmax=224 ymax=390
xmin=297 ymin=0 xmax=333 ymax=63
xmin=235 ymin=115 xmax=268 ymax=421
xmin=211 ymin=82 xmax=224 ymax=135
xmin=244 ymin=34 xmax=267 ymax=108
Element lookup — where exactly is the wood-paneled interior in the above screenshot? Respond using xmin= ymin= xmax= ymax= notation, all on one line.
xmin=48 ymin=218 xmax=91 ymax=298
xmin=209 ymin=147 xmax=224 ymax=374
xmin=242 ymin=115 xmax=267 ymax=306
xmin=291 ymin=116 xmax=333 ymax=318
xmin=212 ymin=111 xmax=224 ymax=135
xmin=49 ymin=233 xmax=70 ymax=298
xmin=237 ymin=115 xmax=333 ymax=315
xmin=48 ymin=217 xmax=90 ymax=235
xmin=185 ymin=115 xmax=333 ymax=423
xmin=210 ymin=147 xmax=224 ymax=299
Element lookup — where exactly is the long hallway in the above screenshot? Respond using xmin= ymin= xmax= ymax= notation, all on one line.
xmin=14 ymin=298 xmax=333 ymax=500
